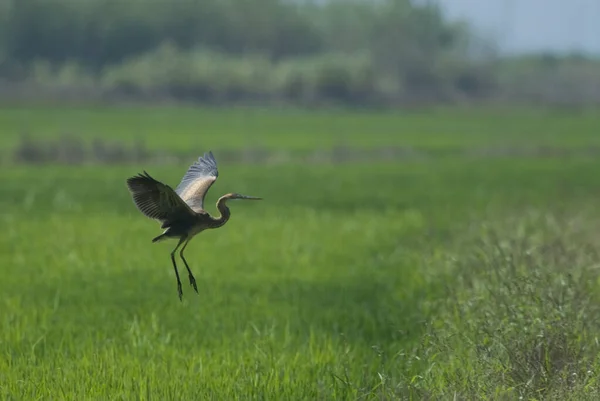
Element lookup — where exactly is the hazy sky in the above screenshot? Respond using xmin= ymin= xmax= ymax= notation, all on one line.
xmin=437 ymin=0 xmax=600 ymax=55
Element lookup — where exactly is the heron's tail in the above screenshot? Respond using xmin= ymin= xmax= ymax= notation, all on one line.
xmin=152 ymin=233 xmax=168 ymax=243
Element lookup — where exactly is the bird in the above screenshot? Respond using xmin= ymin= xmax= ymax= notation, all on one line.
xmin=125 ymin=151 xmax=262 ymax=301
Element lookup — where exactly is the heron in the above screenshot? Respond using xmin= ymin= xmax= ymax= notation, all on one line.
xmin=126 ymin=151 xmax=262 ymax=300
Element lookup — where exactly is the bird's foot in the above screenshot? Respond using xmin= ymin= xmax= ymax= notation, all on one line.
xmin=189 ymin=275 xmax=198 ymax=294
xmin=177 ymin=282 xmax=183 ymax=301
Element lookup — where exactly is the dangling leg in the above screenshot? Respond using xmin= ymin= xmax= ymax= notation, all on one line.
xmin=170 ymin=237 xmax=186 ymax=301
xmin=179 ymin=239 xmax=198 ymax=294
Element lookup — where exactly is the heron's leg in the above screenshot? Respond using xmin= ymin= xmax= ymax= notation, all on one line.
xmin=179 ymin=239 xmax=198 ymax=293
xmin=170 ymin=237 xmax=186 ymax=301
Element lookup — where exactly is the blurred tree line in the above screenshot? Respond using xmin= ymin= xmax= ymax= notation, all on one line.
xmin=0 ymin=0 xmax=598 ymax=106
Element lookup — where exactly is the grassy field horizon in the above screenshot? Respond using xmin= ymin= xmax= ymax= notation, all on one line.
xmin=1 ymin=105 xmax=600 ymax=399
xmin=2 ymin=105 xmax=600 ymax=155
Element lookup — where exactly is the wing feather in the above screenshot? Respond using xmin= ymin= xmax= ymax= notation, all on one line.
xmin=126 ymin=171 xmax=195 ymax=225
xmin=175 ymin=151 xmax=219 ymax=212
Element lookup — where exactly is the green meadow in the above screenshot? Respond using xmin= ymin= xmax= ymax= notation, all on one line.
xmin=1 ymin=106 xmax=600 ymax=400
xmin=2 ymin=106 xmax=600 ymax=152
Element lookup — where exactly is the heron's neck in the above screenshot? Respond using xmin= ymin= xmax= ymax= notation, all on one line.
xmin=211 ymin=197 xmax=231 ymax=228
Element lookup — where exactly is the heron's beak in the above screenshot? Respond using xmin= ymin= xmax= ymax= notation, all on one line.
xmin=239 ymin=195 xmax=262 ymax=200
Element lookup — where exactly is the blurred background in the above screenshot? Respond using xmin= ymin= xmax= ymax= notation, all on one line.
xmin=3 ymin=2 xmax=600 ymax=398
xmin=1 ymin=0 xmax=599 ymax=109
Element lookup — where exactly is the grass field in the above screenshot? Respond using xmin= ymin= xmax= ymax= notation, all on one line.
xmin=2 ymin=106 xmax=600 ymax=153
xmin=1 ymin=106 xmax=600 ymax=400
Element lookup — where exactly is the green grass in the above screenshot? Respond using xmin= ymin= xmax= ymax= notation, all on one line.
xmin=1 ymin=105 xmax=600 ymax=153
xmin=2 ymin=107 xmax=600 ymax=399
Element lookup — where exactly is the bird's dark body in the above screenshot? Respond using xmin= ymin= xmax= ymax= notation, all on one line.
xmin=151 ymin=209 xmax=229 ymax=243
xmin=125 ymin=151 xmax=260 ymax=300
xmin=151 ymin=220 xmax=195 ymax=243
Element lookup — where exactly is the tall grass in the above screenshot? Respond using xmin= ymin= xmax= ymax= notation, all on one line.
xmin=1 ymin=108 xmax=600 ymax=399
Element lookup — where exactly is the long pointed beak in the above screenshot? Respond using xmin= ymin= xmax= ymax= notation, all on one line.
xmin=239 ymin=195 xmax=262 ymax=200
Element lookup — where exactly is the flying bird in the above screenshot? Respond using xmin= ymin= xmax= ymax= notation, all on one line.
xmin=126 ymin=151 xmax=262 ymax=300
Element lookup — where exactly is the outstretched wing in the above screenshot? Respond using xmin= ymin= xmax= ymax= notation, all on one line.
xmin=175 ymin=151 xmax=219 ymax=212
xmin=126 ymin=171 xmax=195 ymax=226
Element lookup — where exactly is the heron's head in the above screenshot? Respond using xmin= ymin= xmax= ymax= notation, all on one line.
xmin=225 ymin=193 xmax=262 ymax=201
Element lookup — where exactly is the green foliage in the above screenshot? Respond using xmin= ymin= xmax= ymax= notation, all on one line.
xmin=3 ymin=0 xmax=598 ymax=105
xmin=0 ymin=0 xmax=501 ymax=104
xmin=100 ymin=45 xmax=380 ymax=103
xmin=1 ymin=0 xmax=599 ymax=106
xmin=101 ymin=44 xmax=274 ymax=101
xmin=2 ymin=107 xmax=600 ymax=398
xmin=2 ymin=0 xmax=323 ymax=68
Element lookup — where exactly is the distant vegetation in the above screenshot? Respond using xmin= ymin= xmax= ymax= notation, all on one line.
xmin=3 ymin=133 xmax=600 ymax=399
xmin=1 ymin=0 xmax=599 ymax=106
xmin=3 ymin=106 xmax=600 ymax=166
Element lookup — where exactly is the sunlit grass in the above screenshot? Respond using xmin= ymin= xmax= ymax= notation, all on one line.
xmin=1 ymin=106 xmax=600 ymax=153
xmin=1 ymin=108 xmax=600 ymax=399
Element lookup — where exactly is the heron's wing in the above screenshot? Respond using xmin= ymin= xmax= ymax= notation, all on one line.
xmin=175 ymin=151 xmax=219 ymax=212
xmin=126 ymin=171 xmax=195 ymax=224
